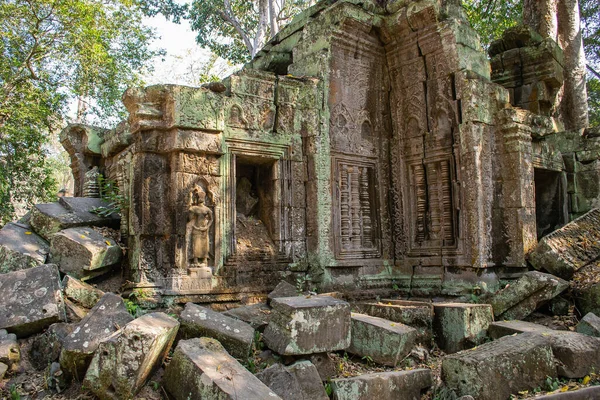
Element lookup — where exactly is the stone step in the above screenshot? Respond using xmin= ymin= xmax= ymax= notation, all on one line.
xmin=432 ymin=303 xmax=493 ymax=353
xmin=263 ymin=295 xmax=351 ymax=355
xmin=442 ymin=332 xmax=556 ymax=399
xmin=179 ymin=302 xmax=255 ymax=359
xmin=330 ymin=369 xmax=432 ymax=400
xmin=164 ymin=337 xmax=282 ymax=400
xmin=0 ymin=222 xmax=49 ymax=272
xmin=529 ymin=208 xmax=600 ymax=279
xmin=348 ymin=313 xmax=417 ymax=366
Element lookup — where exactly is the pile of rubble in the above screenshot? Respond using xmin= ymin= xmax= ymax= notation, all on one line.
xmin=2 ymin=199 xmax=600 ymax=399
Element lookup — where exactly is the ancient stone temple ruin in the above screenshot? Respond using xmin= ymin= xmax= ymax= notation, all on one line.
xmin=60 ymin=0 xmax=600 ymax=303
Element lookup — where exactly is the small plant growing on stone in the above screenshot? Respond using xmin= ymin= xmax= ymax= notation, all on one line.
xmin=90 ymin=174 xmax=126 ymax=217
xmin=150 ymin=381 xmax=160 ymax=391
xmin=9 ymin=385 xmax=21 ymax=400
xmin=324 ymin=381 xmax=333 ymax=396
xmin=545 ymin=376 xmax=562 ymax=391
xmin=361 ymin=355 xmax=374 ymax=367
xmin=245 ymin=358 xmax=257 ymax=373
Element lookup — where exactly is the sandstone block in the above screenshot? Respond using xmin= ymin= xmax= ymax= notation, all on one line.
xmin=264 ymin=296 xmax=351 ymax=355
xmin=331 ymin=369 xmax=432 ymax=400
xmin=348 ymin=313 xmax=416 ymax=366
xmin=30 ymin=198 xmax=119 ymax=241
xmin=489 ymin=271 xmax=568 ymax=319
xmin=0 ymin=222 xmax=49 ymax=272
xmin=0 ymin=264 xmax=66 ymax=337
xmin=577 ymin=312 xmax=600 ymax=337
xmin=0 ymin=329 xmax=19 ymax=367
xmin=84 ymin=312 xmax=179 ymax=400
xmin=223 ymin=303 xmax=272 ymax=331
xmin=179 ymin=303 xmax=255 ymax=359
xmin=354 ymin=300 xmax=433 ymax=343
xmin=529 ymin=208 xmax=600 ymax=279
xmin=574 ymin=279 xmax=600 ymax=316
xmin=60 ymin=293 xmax=132 ymax=380
xmin=51 ymin=227 xmax=122 ymax=279
xmin=268 ymin=281 xmax=298 ymax=302
xmin=256 ymin=361 xmax=328 ymax=400
xmin=0 ymin=361 xmax=7 ymax=379
xmin=433 ymin=303 xmax=493 ymax=353
xmin=29 ymin=323 xmax=73 ymax=370
xmin=62 ymin=275 xmax=104 ymax=309
xmin=304 ymin=352 xmax=336 ymax=381
xmin=442 ymin=333 xmax=556 ymax=399
xmin=489 ymin=320 xmax=600 ymax=378
xmin=163 ymin=337 xmax=281 ymax=400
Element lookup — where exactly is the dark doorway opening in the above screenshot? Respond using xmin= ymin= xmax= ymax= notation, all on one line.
xmin=534 ymin=168 xmax=567 ymax=239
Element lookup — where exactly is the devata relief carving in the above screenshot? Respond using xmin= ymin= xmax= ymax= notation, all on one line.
xmin=187 ymin=185 xmax=214 ymax=272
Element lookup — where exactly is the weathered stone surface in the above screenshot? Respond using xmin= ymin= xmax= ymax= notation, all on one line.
xmin=490 ymin=320 xmax=600 ymax=378
xmin=432 ymin=303 xmax=493 ymax=354
xmin=164 ymin=337 xmax=281 ymax=400
xmin=442 ymin=333 xmax=556 ymax=399
xmin=331 ymin=369 xmax=432 ymax=400
xmin=51 ymin=227 xmax=122 ymax=279
xmin=354 ymin=300 xmax=433 ymax=343
xmin=30 ymin=198 xmax=119 ymax=240
xmin=268 ymin=281 xmax=298 ymax=302
xmin=0 ymin=329 xmax=19 ymax=367
xmin=529 ymin=208 xmax=600 ymax=279
xmin=533 ymin=386 xmax=600 ymax=399
xmin=577 ymin=312 xmax=600 ymax=337
xmin=0 ymin=361 xmax=7 ymax=379
xmin=84 ymin=312 xmax=179 ymax=400
xmin=348 ymin=313 xmax=416 ymax=366
xmin=62 ymin=275 xmax=104 ymax=309
xmin=0 ymin=222 xmax=49 ymax=273
xmin=304 ymin=352 xmax=336 ymax=381
xmin=257 ymin=361 xmax=328 ymax=400
xmin=264 ymin=296 xmax=351 ymax=355
xmin=223 ymin=303 xmax=272 ymax=331
xmin=29 ymin=323 xmax=73 ymax=370
xmin=0 ymin=264 xmax=66 ymax=337
xmin=179 ymin=302 xmax=255 ymax=359
xmin=489 ymin=271 xmax=568 ymax=319
xmin=60 ymin=293 xmax=133 ymax=380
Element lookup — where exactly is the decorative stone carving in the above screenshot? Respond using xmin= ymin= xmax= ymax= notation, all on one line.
xmin=82 ymin=166 xmax=100 ymax=198
xmin=187 ymin=185 xmax=214 ymax=271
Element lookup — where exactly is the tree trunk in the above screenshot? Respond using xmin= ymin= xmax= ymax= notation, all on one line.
xmin=523 ymin=0 xmax=589 ymax=130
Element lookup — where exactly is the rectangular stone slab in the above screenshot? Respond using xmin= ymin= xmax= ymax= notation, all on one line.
xmin=164 ymin=337 xmax=282 ymax=400
xmin=62 ymin=275 xmax=104 ymax=309
xmin=223 ymin=303 xmax=272 ymax=331
xmin=0 ymin=222 xmax=48 ymax=273
xmin=348 ymin=313 xmax=417 ymax=366
xmin=0 ymin=264 xmax=66 ymax=337
xmin=331 ymin=369 xmax=432 ymax=400
xmin=263 ymin=295 xmax=351 ymax=355
xmin=529 ymin=208 xmax=600 ymax=279
xmin=442 ymin=332 xmax=556 ymax=399
xmin=179 ymin=302 xmax=255 ymax=359
xmin=84 ymin=312 xmax=179 ymax=400
xmin=433 ymin=303 xmax=493 ymax=353
xmin=59 ymin=293 xmax=132 ymax=380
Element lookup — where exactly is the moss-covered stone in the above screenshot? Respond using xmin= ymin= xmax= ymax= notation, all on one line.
xmin=331 ymin=369 xmax=432 ymax=400
xmin=433 ymin=303 xmax=493 ymax=354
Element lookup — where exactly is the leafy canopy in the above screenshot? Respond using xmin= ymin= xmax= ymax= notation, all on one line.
xmin=0 ymin=0 xmax=163 ymax=223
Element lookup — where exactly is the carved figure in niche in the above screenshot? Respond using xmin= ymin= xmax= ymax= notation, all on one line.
xmin=228 ymin=104 xmax=248 ymax=128
xmin=83 ymin=166 xmax=101 ymax=198
xmin=188 ymin=185 xmax=214 ymax=268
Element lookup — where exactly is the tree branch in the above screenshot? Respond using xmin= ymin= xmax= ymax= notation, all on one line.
xmin=221 ymin=0 xmax=254 ymax=55
xmin=588 ymin=64 xmax=600 ymax=80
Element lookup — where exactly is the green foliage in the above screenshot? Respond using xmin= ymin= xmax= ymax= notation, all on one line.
xmin=432 ymin=385 xmax=458 ymax=400
xmin=462 ymin=0 xmax=522 ymax=47
xmin=324 ymin=381 xmax=333 ymax=396
xmin=9 ymin=385 xmax=21 ymax=400
xmin=0 ymin=0 xmax=162 ymax=224
xmin=90 ymin=174 xmax=126 ymax=217
xmin=245 ymin=357 xmax=257 ymax=373
xmin=588 ymin=78 xmax=600 ymax=126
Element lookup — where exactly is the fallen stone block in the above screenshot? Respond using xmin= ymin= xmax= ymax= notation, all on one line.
xmin=0 ymin=222 xmax=49 ymax=273
xmin=529 ymin=208 xmax=600 ymax=279
xmin=163 ymin=337 xmax=281 ymax=400
xmin=257 ymin=361 xmax=328 ymax=400
xmin=223 ymin=303 xmax=272 ymax=331
xmin=50 ymin=227 xmax=121 ymax=280
xmin=268 ymin=281 xmax=298 ymax=302
xmin=0 ymin=361 xmax=7 ymax=379
xmin=354 ymin=300 xmax=433 ymax=343
xmin=64 ymin=298 xmax=89 ymax=321
xmin=62 ymin=274 xmax=105 ymax=310
xmin=576 ymin=312 xmax=600 ymax=337
xmin=60 ymin=293 xmax=133 ymax=380
xmin=433 ymin=303 xmax=493 ymax=353
xmin=179 ymin=303 xmax=255 ymax=359
xmin=0 ymin=264 xmax=66 ymax=337
xmin=442 ymin=332 xmax=556 ymax=399
xmin=348 ymin=313 xmax=416 ymax=366
xmin=29 ymin=323 xmax=73 ymax=370
xmin=489 ymin=320 xmax=600 ymax=378
xmin=532 ymin=386 xmax=600 ymax=399
xmin=0 ymin=329 xmax=19 ymax=367
xmin=303 ymin=352 xmax=336 ymax=381
xmin=489 ymin=271 xmax=568 ymax=320
xmin=264 ymin=295 xmax=351 ymax=355
xmin=30 ymin=198 xmax=119 ymax=241
xmin=573 ymin=264 xmax=600 ymax=316
xmin=84 ymin=312 xmax=179 ymax=399
xmin=331 ymin=369 xmax=432 ymax=400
